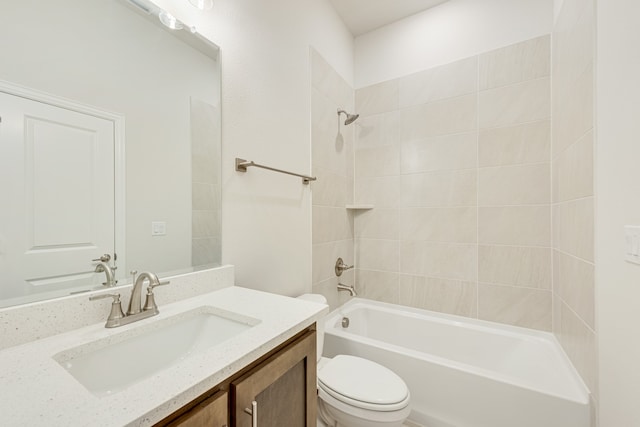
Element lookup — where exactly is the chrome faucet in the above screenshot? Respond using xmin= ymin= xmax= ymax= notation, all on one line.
xmin=337 ymin=283 xmax=357 ymax=297
xmin=90 ymin=270 xmax=170 ymax=328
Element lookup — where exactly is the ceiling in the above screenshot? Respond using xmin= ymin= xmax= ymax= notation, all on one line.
xmin=329 ymin=0 xmax=451 ymax=36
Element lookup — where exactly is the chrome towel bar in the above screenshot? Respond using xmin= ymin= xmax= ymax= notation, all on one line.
xmin=235 ymin=158 xmax=317 ymax=185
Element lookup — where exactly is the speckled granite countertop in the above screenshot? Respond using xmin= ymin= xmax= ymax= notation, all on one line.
xmin=0 ymin=286 xmax=327 ymax=427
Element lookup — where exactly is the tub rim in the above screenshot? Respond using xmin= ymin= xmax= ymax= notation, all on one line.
xmin=324 ymin=298 xmax=591 ymax=406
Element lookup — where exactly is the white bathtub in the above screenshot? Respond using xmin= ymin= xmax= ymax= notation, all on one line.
xmin=322 ymin=298 xmax=590 ymax=427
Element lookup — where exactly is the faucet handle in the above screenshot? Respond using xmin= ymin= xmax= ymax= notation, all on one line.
xmin=89 ymin=293 xmax=120 ymax=302
xmin=143 ymin=280 xmax=170 ymax=313
xmin=149 ymin=280 xmax=171 ymax=291
xmin=92 ymin=254 xmax=111 ymax=263
xmin=335 ymin=257 xmax=354 ymax=276
xmin=90 ymin=293 xmax=126 ymax=328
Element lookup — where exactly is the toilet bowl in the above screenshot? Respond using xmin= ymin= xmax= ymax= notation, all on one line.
xmin=298 ymin=294 xmax=411 ymax=427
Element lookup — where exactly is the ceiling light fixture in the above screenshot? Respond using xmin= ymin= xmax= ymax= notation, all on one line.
xmin=158 ymin=10 xmax=183 ymax=30
xmin=188 ymin=0 xmax=213 ymax=11
xmin=157 ymin=10 xmax=196 ymax=33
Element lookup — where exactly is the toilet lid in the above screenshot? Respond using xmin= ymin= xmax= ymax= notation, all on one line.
xmin=318 ymin=355 xmax=409 ymax=408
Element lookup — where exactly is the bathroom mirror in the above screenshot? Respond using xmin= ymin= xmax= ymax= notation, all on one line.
xmin=0 ymin=0 xmax=221 ymax=308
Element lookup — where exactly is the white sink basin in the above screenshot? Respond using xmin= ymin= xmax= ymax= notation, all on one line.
xmin=54 ymin=306 xmax=260 ymax=397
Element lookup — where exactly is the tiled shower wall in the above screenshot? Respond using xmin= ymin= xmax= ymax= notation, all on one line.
xmin=552 ymin=0 xmax=597 ymax=405
xmin=353 ymin=36 xmax=553 ymax=330
xmin=310 ymin=49 xmax=355 ymax=310
xmin=191 ymin=98 xmax=222 ymax=266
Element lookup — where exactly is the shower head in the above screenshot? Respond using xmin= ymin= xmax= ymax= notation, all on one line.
xmin=337 ymin=109 xmax=359 ymax=125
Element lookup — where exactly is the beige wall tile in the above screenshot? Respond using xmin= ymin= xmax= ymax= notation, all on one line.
xmin=355 ymin=176 xmax=401 ymax=207
xmin=192 ymin=183 xmax=217 ymax=210
xmin=552 ymin=197 xmax=594 ymax=262
xmin=312 ymin=166 xmax=349 ymax=208
xmin=551 ymin=0 xmax=596 ymax=400
xmin=399 ymin=274 xmax=477 ymax=317
xmin=312 ymin=87 xmax=353 ymax=175
xmin=554 ymin=250 xmax=595 ymax=329
xmin=479 ymin=245 xmax=551 ymax=289
xmin=479 ymin=77 xmax=551 ymax=129
xmin=479 ymin=206 xmax=551 ymax=246
xmin=555 ymin=298 xmax=597 ymax=397
xmin=192 ymin=210 xmax=220 ymax=238
xmin=356 ymin=238 xmax=399 ymax=272
xmin=399 ymin=57 xmax=478 ymax=108
xmin=312 ymin=206 xmax=353 ymax=244
xmin=400 ymin=241 xmax=477 ymax=281
xmin=478 ymin=163 xmax=551 ymax=206
xmin=312 ymin=239 xmax=354 ymax=285
xmin=552 ymin=130 xmax=594 ymax=203
xmin=313 ymin=276 xmax=353 ymax=311
xmin=354 ymin=208 xmax=399 ymax=240
xmin=399 ymin=207 xmax=477 ymax=243
xmin=401 ymin=170 xmax=477 ymax=207
xmin=401 ymin=132 xmax=477 ymax=174
xmin=355 ymin=145 xmax=400 ymax=177
xmin=553 ymin=0 xmax=594 ymax=98
xmin=400 ymin=94 xmax=477 ymax=141
xmin=191 ymin=99 xmax=220 ymax=186
xmin=552 ymin=64 xmax=594 ymax=158
xmin=478 ymin=284 xmax=552 ymax=331
xmin=356 ymin=269 xmax=399 ymax=304
xmin=479 ymin=35 xmax=551 ymax=90
xmin=355 ymin=111 xmax=399 ymax=149
xmin=192 ymin=237 xmax=219 ymax=266
xmin=356 ymin=79 xmax=399 ymax=116
xmin=479 ymin=120 xmax=550 ymax=167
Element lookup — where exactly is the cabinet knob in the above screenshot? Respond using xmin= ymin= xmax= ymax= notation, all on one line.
xmin=243 ymin=400 xmax=258 ymax=427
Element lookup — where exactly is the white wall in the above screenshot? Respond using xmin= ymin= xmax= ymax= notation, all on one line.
xmin=596 ymin=0 xmax=640 ymax=425
xmin=354 ymin=0 xmax=553 ymax=88
xmin=156 ymin=0 xmax=354 ymax=296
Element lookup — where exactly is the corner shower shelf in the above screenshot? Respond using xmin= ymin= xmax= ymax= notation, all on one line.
xmin=345 ymin=204 xmax=374 ymax=210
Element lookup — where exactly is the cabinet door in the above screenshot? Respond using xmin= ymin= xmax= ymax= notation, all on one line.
xmin=231 ymin=330 xmax=316 ymax=427
xmin=169 ymin=390 xmax=228 ymax=427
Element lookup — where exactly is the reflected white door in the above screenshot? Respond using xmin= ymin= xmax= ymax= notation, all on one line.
xmin=0 ymin=91 xmax=115 ymax=299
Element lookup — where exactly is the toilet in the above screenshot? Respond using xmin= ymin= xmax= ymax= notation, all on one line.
xmin=298 ymin=294 xmax=411 ymax=427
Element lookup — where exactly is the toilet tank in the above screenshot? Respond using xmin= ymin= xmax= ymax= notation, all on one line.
xmin=297 ymin=294 xmax=327 ymax=361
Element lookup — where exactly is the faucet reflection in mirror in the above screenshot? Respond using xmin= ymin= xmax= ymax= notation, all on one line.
xmin=90 ymin=271 xmax=170 ymax=328
xmin=0 ymin=0 xmax=221 ymax=309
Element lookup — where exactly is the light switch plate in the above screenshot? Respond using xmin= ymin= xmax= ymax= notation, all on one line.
xmin=151 ymin=221 xmax=166 ymax=236
xmin=624 ymin=225 xmax=640 ymax=264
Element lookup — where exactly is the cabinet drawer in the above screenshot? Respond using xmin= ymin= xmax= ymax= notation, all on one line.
xmin=169 ymin=389 xmax=228 ymax=427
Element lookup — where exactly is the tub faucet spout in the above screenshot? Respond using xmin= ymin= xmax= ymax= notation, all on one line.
xmin=337 ymin=283 xmax=357 ymax=297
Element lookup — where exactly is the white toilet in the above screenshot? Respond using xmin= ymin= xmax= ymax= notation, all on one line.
xmin=298 ymin=294 xmax=411 ymax=427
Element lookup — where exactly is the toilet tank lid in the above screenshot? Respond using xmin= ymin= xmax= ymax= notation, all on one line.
xmin=318 ymin=355 xmax=409 ymax=406
xmin=297 ymin=293 xmax=328 ymax=304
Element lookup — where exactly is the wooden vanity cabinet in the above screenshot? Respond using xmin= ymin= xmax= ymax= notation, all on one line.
xmin=159 ymin=327 xmax=316 ymax=427
xmin=168 ymin=390 xmax=229 ymax=427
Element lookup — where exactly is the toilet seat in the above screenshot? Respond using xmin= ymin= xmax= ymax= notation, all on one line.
xmin=318 ymin=355 xmax=410 ymax=412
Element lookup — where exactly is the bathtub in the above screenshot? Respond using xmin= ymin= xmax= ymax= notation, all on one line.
xmin=322 ymin=298 xmax=590 ymax=427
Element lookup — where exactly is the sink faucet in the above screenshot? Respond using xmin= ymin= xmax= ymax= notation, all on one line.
xmin=90 ymin=270 xmax=170 ymax=328
xmin=92 ymin=254 xmax=117 ymax=287
xmin=127 ymin=271 xmax=160 ymax=315
xmin=94 ymin=262 xmax=116 ymax=287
